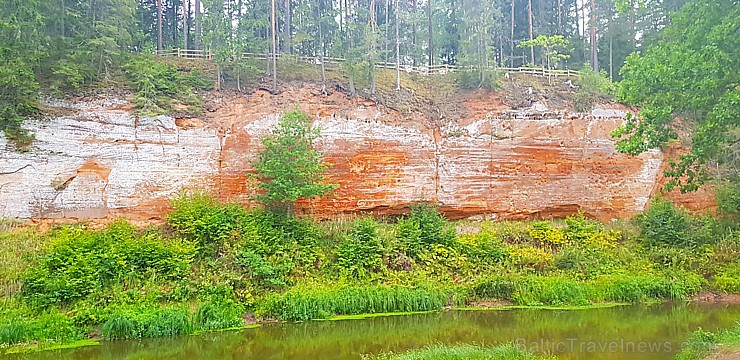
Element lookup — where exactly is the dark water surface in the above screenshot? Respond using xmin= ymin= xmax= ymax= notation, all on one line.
xmin=9 ymin=303 xmax=740 ymax=360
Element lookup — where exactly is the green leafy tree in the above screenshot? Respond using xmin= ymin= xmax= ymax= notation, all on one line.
xmin=250 ymin=109 xmax=337 ymax=215
xmin=0 ymin=0 xmax=44 ymax=145
xmin=517 ymin=34 xmax=571 ymax=70
xmin=611 ymin=0 xmax=738 ymax=192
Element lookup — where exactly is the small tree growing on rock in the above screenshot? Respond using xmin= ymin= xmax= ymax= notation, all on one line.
xmin=250 ymin=109 xmax=337 ymax=215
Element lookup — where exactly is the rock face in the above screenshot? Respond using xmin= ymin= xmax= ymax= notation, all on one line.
xmin=0 ymin=91 xmax=710 ymax=221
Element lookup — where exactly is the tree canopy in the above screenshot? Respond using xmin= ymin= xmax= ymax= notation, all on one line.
xmin=611 ymin=0 xmax=738 ymax=192
xmin=250 ymin=109 xmax=337 ymax=215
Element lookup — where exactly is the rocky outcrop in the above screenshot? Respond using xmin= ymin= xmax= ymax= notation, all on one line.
xmin=0 ymin=89 xmax=711 ymax=221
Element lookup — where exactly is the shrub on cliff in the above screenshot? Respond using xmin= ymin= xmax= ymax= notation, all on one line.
xmin=397 ymin=203 xmax=456 ymax=259
xmin=22 ymin=220 xmax=196 ymax=307
xmin=334 ymin=217 xmax=384 ymax=278
xmin=168 ymin=192 xmax=247 ymax=249
xmin=250 ymin=109 xmax=338 ymax=215
xmin=123 ymin=56 xmax=211 ymax=116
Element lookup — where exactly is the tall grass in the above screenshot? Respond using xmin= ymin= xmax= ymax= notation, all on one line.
xmin=370 ymin=344 xmax=555 ymax=360
xmin=0 ymin=227 xmax=48 ymax=297
xmin=194 ymin=300 xmax=244 ymax=331
xmin=0 ymin=310 xmax=82 ymax=346
xmin=102 ymin=307 xmax=193 ymax=340
xmin=468 ymin=272 xmax=702 ymax=306
xmin=259 ymin=286 xmax=448 ymax=321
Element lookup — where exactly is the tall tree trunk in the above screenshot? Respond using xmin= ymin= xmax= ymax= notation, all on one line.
xmin=271 ymin=0 xmax=278 ymax=93
xmin=195 ymin=0 xmax=201 ymax=49
xmin=318 ymin=0 xmax=327 ymax=94
xmin=183 ymin=0 xmax=188 ymax=50
xmin=412 ymin=0 xmax=417 ymax=66
xmin=157 ymin=0 xmax=163 ymax=51
xmin=370 ymin=0 xmax=376 ymax=94
xmin=590 ymin=0 xmax=598 ymax=71
xmin=427 ymin=0 xmax=433 ymax=67
xmin=385 ymin=0 xmax=389 ymax=64
xmin=283 ymin=0 xmax=291 ymax=53
xmin=510 ymin=0 xmax=514 ymax=67
xmin=60 ymin=0 xmax=65 ymax=37
xmin=527 ymin=0 xmax=534 ymax=64
xmin=171 ymin=0 xmax=178 ymax=46
xmin=395 ymin=0 xmax=400 ymax=90
xmin=557 ymin=0 xmax=561 ymax=34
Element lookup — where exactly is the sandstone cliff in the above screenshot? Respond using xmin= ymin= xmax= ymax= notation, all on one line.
xmin=0 ymin=82 xmax=713 ymax=222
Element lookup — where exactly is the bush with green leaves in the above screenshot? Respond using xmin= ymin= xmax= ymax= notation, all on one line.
xmin=716 ymin=181 xmax=740 ymax=218
xmin=456 ymin=67 xmax=501 ymax=90
xmin=235 ymin=249 xmax=293 ymax=290
xmin=574 ymin=64 xmax=613 ymax=112
xmin=334 ymin=217 xmax=384 ymax=278
xmin=397 ymin=203 xmax=455 ymax=258
xmin=168 ymin=193 xmax=247 ymax=249
xmin=22 ymin=220 xmax=196 ymax=307
xmin=713 ymin=261 xmax=740 ymax=293
xmin=635 ymin=200 xmax=696 ymax=247
xmin=123 ymin=56 xmax=211 ymax=116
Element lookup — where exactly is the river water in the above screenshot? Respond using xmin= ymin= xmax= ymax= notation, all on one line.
xmin=8 ymin=303 xmax=739 ymax=360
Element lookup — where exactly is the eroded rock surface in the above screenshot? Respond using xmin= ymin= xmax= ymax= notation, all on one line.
xmin=0 ymin=90 xmax=710 ymax=221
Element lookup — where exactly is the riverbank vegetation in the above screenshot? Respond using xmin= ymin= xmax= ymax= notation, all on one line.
xmin=370 ymin=344 xmax=556 ymax=360
xmin=676 ymin=323 xmax=740 ymax=360
xmin=0 ymin=193 xmax=738 ymax=353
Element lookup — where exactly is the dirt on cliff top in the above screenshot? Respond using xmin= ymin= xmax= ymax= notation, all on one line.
xmin=198 ymin=71 xmax=581 ymax=133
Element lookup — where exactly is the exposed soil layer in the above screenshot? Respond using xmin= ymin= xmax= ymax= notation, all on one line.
xmin=0 ymin=80 xmax=714 ymax=222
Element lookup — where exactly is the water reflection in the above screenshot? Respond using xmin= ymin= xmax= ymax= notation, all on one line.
xmin=8 ymin=303 xmax=739 ymax=360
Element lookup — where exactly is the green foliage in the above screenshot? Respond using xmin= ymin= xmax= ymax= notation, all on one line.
xmin=102 ymin=307 xmax=193 ymax=340
xmin=193 ymin=299 xmax=244 ymax=331
xmin=371 ymin=343 xmax=554 ymax=360
xmin=635 ymin=200 xmax=719 ymax=248
xmin=168 ymin=193 xmax=247 ymax=249
xmin=517 ymin=35 xmax=571 ymax=70
xmin=675 ymin=324 xmax=740 ymax=360
xmin=250 ymin=109 xmax=337 ymax=214
xmin=716 ymin=182 xmax=740 ymax=217
xmin=456 ymin=68 xmax=501 ymax=90
xmin=612 ymin=0 xmax=739 ymax=192
xmin=334 ymin=218 xmax=384 ymax=278
xmin=509 ymin=276 xmax=590 ymax=306
xmin=22 ymin=220 xmax=196 ymax=307
xmin=235 ymin=249 xmax=293 ymax=290
xmin=0 ymin=309 xmax=82 ymax=346
xmin=123 ymin=56 xmax=211 ymax=116
xmin=574 ymin=64 xmax=613 ymax=112
xmin=49 ymin=60 xmax=89 ymax=92
xmin=258 ymin=285 xmax=448 ymax=321
xmin=0 ymin=57 xmax=38 ymax=146
xmin=397 ymin=203 xmax=456 ymax=258
xmin=455 ymin=226 xmax=508 ymax=268
xmin=713 ymin=261 xmax=740 ymax=293
xmin=592 ymin=272 xmax=703 ymax=302
xmin=635 ymin=200 xmax=692 ymax=247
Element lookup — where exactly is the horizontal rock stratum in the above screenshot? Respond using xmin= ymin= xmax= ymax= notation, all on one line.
xmin=0 ymin=89 xmax=711 ymax=221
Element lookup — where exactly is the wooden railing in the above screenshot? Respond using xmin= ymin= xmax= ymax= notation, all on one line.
xmin=156 ymin=48 xmax=580 ymax=78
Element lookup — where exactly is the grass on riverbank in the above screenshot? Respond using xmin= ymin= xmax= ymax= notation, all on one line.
xmin=675 ymin=323 xmax=740 ymax=360
xmin=368 ymin=344 xmax=556 ymax=360
xmin=0 ymin=194 xmax=738 ymax=352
